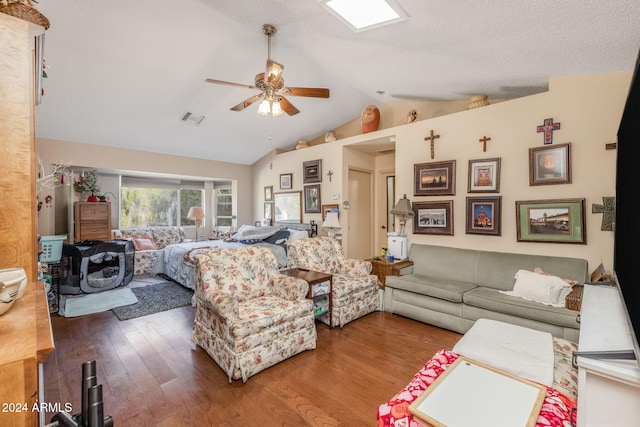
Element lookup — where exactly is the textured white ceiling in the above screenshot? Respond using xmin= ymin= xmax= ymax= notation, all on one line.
xmin=34 ymin=0 xmax=640 ymax=165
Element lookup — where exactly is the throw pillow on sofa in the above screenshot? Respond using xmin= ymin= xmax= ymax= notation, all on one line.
xmin=132 ymin=237 xmax=158 ymax=251
xmin=500 ymin=269 xmax=572 ymax=307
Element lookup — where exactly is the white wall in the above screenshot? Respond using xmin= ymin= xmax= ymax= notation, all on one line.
xmin=253 ymin=72 xmax=631 ymax=272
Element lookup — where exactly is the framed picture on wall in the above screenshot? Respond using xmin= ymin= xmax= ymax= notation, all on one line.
xmin=465 ymin=196 xmax=502 ymax=236
xmin=322 ymin=204 xmax=339 ymax=221
xmin=529 ymin=143 xmax=571 ymax=186
xmin=264 ymin=185 xmax=273 ymax=202
xmin=413 ymin=200 xmax=454 ymax=235
xmin=515 ymin=198 xmax=586 ymax=243
xmin=280 ymin=173 xmax=292 ymax=189
xmin=414 ymin=161 xmax=456 ymax=196
xmin=304 ymin=184 xmax=321 ymax=213
xmin=468 ymin=158 xmax=501 ymax=193
xmin=303 ymin=159 xmax=322 ymax=183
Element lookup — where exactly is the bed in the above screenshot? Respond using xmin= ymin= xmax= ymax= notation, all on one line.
xmin=150 ymin=224 xmax=312 ymax=290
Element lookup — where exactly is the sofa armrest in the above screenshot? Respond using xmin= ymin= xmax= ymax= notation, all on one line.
xmin=342 ymin=258 xmax=372 ymax=275
xmin=199 ymin=290 xmax=239 ymax=320
xmin=270 ymin=274 xmax=309 ymax=300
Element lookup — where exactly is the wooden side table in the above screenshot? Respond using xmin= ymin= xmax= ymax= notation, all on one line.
xmin=368 ymin=258 xmax=414 ymax=289
xmin=281 ymin=268 xmax=333 ymax=327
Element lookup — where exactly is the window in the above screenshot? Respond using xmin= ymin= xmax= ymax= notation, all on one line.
xmin=120 ymin=177 xmax=204 ymax=228
xmin=215 ymin=187 xmax=233 ymax=226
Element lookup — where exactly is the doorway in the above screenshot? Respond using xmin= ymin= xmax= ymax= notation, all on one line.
xmin=347 ymin=167 xmax=373 ymax=259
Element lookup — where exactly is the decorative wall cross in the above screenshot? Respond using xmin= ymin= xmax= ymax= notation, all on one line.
xmin=327 ymin=170 xmax=333 ymax=182
xmin=478 ymin=135 xmax=491 ymax=152
xmin=592 ymin=197 xmax=616 ymax=231
xmin=536 ymin=118 xmax=561 ymax=145
xmin=424 ymin=130 xmax=440 ymax=159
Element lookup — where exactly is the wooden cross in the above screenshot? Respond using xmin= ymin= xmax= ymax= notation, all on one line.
xmin=479 ymin=135 xmax=491 ymax=152
xmin=424 ymin=130 xmax=440 ymax=159
xmin=536 ymin=118 xmax=561 ymax=145
xmin=592 ymin=197 xmax=616 ymax=231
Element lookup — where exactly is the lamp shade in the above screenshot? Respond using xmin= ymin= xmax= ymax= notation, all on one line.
xmin=187 ymin=206 xmax=205 ymax=219
xmin=390 ymin=195 xmax=414 ymax=217
xmin=322 ymin=212 xmax=341 ymax=229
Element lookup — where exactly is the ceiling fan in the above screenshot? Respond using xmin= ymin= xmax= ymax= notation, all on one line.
xmin=205 ymin=24 xmax=330 ymax=116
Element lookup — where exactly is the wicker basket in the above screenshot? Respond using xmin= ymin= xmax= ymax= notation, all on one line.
xmin=0 ymin=0 xmax=50 ymax=29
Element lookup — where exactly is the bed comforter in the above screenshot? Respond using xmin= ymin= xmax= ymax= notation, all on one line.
xmin=151 ymin=239 xmax=287 ymax=289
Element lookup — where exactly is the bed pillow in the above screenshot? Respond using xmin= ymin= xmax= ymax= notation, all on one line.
xmin=263 ymin=229 xmax=290 ymax=245
xmin=287 ymin=228 xmax=309 ymax=242
xmin=233 ymin=225 xmax=281 ymax=243
xmin=131 ymin=237 xmax=158 ymax=251
xmin=500 ymin=269 xmax=571 ymax=307
xmin=533 ymin=267 xmax=579 ymax=286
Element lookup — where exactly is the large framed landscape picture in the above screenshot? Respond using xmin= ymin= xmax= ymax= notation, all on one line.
xmin=414 ymin=161 xmax=456 ymax=196
xmin=516 ymin=198 xmax=586 ymax=243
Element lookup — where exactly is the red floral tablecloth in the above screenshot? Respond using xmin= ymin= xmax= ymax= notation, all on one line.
xmin=377 ymin=349 xmax=577 ymax=427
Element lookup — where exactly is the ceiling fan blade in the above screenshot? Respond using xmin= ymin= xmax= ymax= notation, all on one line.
xmin=230 ymin=94 xmax=263 ymax=112
xmin=205 ymin=78 xmax=257 ymax=90
xmin=278 ymin=96 xmax=299 ymax=116
xmin=281 ymin=86 xmax=330 ymax=98
xmin=266 ymin=59 xmax=284 ymax=84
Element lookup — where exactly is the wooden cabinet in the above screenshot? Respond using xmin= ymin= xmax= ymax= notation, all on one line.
xmin=576 ymin=285 xmax=640 ymax=426
xmin=0 ymin=12 xmax=54 ymax=426
xmin=0 ymin=281 xmax=55 ymax=427
xmin=74 ymin=202 xmax=111 ymax=242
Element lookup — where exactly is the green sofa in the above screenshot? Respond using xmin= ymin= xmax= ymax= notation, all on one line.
xmin=383 ymin=244 xmax=589 ymax=341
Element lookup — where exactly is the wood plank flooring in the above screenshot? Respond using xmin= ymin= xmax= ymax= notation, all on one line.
xmin=43 ymin=307 xmax=461 ymax=426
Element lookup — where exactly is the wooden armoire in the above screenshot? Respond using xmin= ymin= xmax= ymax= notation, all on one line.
xmin=0 ymin=12 xmax=55 ymax=427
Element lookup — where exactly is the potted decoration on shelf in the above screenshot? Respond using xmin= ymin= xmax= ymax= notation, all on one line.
xmin=73 ymin=169 xmax=101 ymax=202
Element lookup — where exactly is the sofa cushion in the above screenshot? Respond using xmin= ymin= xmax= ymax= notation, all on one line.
xmin=463 ymin=287 xmax=579 ymax=329
xmin=151 ymin=227 xmax=184 ymax=249
xmin=386 ymin=274 xmax=477 ymax=303
xmin=476 ymin=250 xmax=588 ymax=291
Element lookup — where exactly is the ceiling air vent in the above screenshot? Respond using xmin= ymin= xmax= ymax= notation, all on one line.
xmin=180 ymin=112 xmax=205 ymax=126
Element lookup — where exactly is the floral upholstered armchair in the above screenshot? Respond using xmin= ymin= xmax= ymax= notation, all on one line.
xmin=192 ymin=246 xmax=316 ymax=382
xmin=287 ymin=236 xmax=379 ymax=328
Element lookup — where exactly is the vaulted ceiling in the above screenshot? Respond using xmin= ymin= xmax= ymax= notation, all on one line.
xmin=34 ymin=0 xmax=640 ymax=165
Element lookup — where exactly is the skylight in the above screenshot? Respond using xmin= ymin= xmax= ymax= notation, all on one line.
xmin=320 ymin=0 xmax=408 ymax=32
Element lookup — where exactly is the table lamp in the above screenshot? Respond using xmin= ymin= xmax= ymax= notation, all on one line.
xmin=322 ymin=211 xmax=341 ymax=239
xmin=187 ymin=206 xmax=205 ymax=240
xmin=390 ymin=194 xmax=414 ymax=236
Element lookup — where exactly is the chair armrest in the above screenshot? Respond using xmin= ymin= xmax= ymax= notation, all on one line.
xmin=199 ymin=290 xmax=239 ymax=320
xmin=343 ymin=258 xmax=372 ymax=275
xmin=270 ymin=274 xmax=309 ymax=300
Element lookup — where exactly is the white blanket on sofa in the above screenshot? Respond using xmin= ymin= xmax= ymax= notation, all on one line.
xmin=452 ymin=318 xmax=554 ymax=386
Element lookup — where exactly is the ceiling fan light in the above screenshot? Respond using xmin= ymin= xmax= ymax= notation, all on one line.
xmin=271 ymin=99 xmax=283 ymax=116
xmin=257 ymin=99 xmax=271 ymax=115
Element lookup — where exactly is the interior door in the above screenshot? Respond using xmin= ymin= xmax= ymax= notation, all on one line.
xmin=347 ymin=168 xmax=373 ymax=259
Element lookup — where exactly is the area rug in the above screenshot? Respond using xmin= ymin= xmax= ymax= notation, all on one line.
xmin=112 ymin=280 xmax=194 ymax=320
xmin=63 ymin=288 xmax=138 ymax=318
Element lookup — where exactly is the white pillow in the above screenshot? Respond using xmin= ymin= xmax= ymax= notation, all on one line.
xmin=287 ymin=228 xmax=309 ymax=242
xmin=500 ymin=269 xmax=571 ymax=307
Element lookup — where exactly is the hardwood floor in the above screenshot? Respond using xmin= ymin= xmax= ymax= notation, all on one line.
xmin=43 ymin=307 xmax=461 ymax=426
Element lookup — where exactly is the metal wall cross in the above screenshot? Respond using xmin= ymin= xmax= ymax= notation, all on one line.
xmin=592 ymin=197 xmax=616 ymax=231
xmin=536 ymin=118 xmax=561 ymax=145
xmin=479 ymin=135 xmax=491 ymax=152
xmin=424 ymin=130 xmax=441 ymax=159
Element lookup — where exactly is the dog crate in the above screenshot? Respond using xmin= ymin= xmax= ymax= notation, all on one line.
xmin=60 ymin=240 xmax=134 ymax=294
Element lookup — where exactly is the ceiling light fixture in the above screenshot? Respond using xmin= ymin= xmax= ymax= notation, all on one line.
xmin=257 ymin=94 xmax=283 ymax=116
xmin=320 ymin=0 xmax=408 ymax=32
